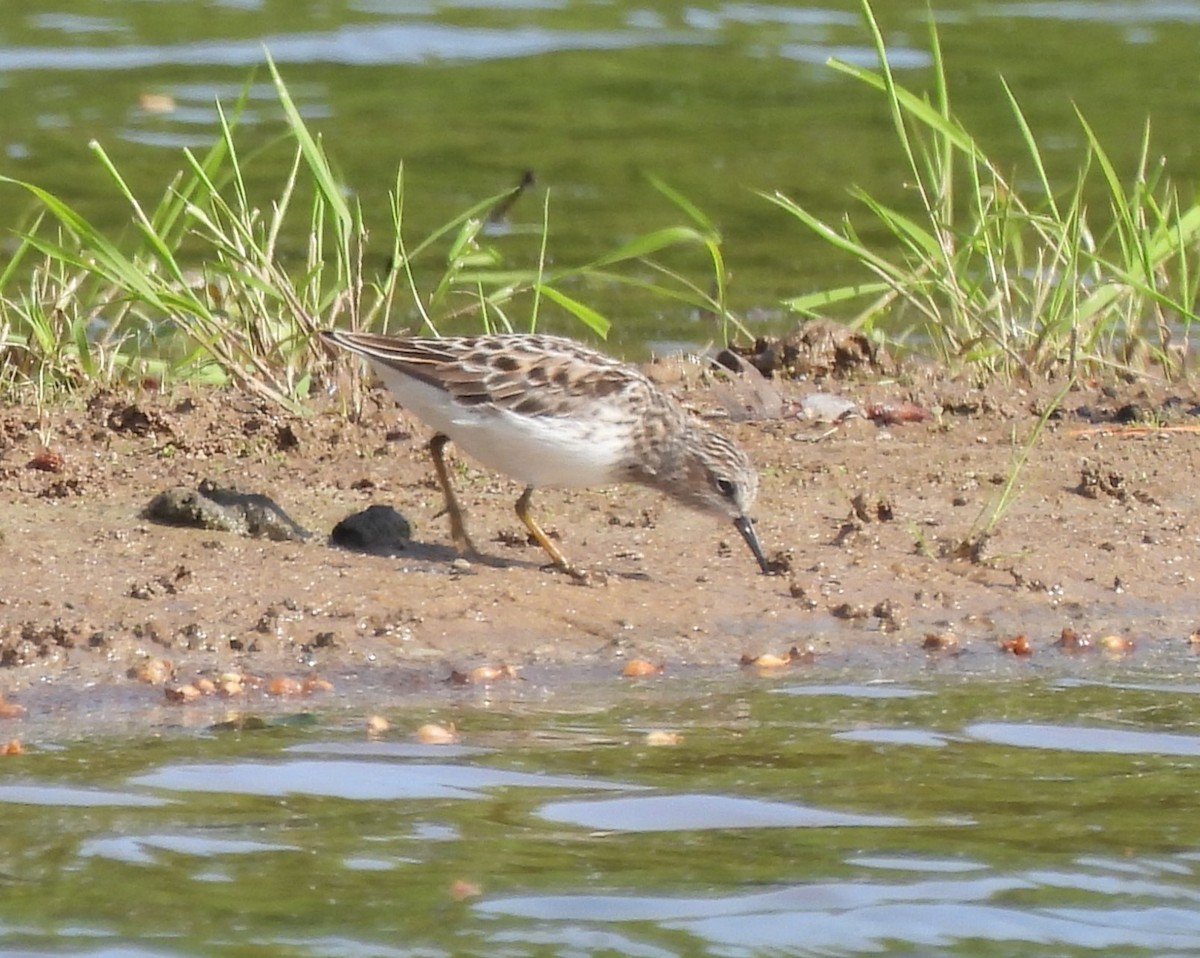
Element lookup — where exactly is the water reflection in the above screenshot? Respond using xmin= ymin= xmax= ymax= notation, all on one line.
xmin=0 ymin=23 xmax=692 ymax=71
xmin=985 ymin=1 xmax=1200 ymax=23
xmin=833 ymin=727 xmax=950 ymax=747
xmin=6 ymin=950 xmax=186 ymax=958
xmin=538 ymin=792 xmax=908 ymax=831
xmin=28 ymin=14 xmax=124 ymax=36
xmin=776 ymin=682 xmax=930 ymax=699
xmin=5 ymin=679 xmax=1200 ymax=954
xmin=129 ymin=757 xmax=633 ymax=798
xmin=79 ymin=833 xmax=298 ymax=865
xmin=481 ymin=865 xmax=1200 ymax=952
xmin=966 ymin=722 xmax=1200 ymax=756
xmin=0 ymin=784 xmax=169 ymax=807
xmin=779 ymin=42 xmax=931 ymax=68
xmin=669 ymin=896 xmax=1200 ymax=953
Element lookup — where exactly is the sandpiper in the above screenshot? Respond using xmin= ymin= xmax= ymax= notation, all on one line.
xmin=321 ymin=329 xmax=769 ymax=579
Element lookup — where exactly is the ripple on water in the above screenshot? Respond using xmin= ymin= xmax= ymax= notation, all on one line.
xmin=0 ymin=24 xmax=693 ymax=71
xmin=984 ymin=1 xmax=1200 ymax=24
xmin=127 ymin=758 xmax=635 ymax=800
xmin=28 ymin=14 xmax=124 ymax=35
xmin=536 ymin=792 xmax=908 ymax=832
xmin=9 ymin=949 xmax=188 ymax=958
xmin=0 ymin=784 xmax=169 ymax=807
xmin=480 ymin=868 xmax=1200 ymax=952
xmin=847 ymin=854 xmax=987 ymax=873
xmin=833 ymin=727 xmax=950 ymax=748
xmin=78 ymin=833 xmax=298 ymax=866
xmin=285 ymin=740 xmax=490 ymax=759
xmin=1055 ymin=677 xmax=1200 ymax=695
xmin=965 ymin=722 xmax=1200 ymax=756
xmin=775 ymin=683 xmax=930 ymax=700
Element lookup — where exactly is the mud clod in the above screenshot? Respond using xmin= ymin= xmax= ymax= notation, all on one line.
xmin=851 ymin=492 xmax=895 ymax=523
xmin=129 ymin=565 xmax=191 ymax=599
xmin=872 ymin=599 xmax=906 ymax=633
xmin=830 ymin=602 xmax=870 ymax=621
xmin=1077 ymin=463 xmax=1127 ymax=501
xmin=104 ymin=401 xmax=168 ymax=437
xmin=146 ymin=482 xmax=311 ymax=541
xmin=28 ymin=449 xmax=66 ymax=473
xmin=731 ymin=322 xmax=894 ymax=380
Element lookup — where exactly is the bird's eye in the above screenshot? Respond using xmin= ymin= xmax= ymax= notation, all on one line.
xmin=715 ymin=478 xmax=737 ymax=499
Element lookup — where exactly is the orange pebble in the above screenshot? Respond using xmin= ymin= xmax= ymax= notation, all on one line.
xmin=415 ymin=723 xmax=459 ymax=745
xmin=366 ymin=715 xmax=390 ymax=736
xmin=621 ymin=659 xmax=664 ymax=677
xmin=165 ymin=684 xmax=202 ymax=704
xmin=266 ymin=676 xmax=303 ymax=697
xmin=999 ymin=634 xmax=1033 ymax=656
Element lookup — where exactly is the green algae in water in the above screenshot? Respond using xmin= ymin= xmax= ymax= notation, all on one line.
xmin=3 ymin=675 xmax=1200 ymax=955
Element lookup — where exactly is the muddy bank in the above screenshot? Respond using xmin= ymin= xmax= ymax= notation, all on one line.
xmin=1 ymin=363 xmax=1199 ymax=726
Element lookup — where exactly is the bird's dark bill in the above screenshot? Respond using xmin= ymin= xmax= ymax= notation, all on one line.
xmin=734 ymin=515 xmax=771 ymax=574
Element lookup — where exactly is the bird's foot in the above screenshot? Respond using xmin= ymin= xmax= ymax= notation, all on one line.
xmin=536 ymin=559 xmax=593 ymax=584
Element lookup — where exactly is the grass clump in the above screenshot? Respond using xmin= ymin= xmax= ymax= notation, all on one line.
xmin=4 ymin=5 xmax=1197 ymax=406
xmin=0 ymin=57 xmax=742 ymax=408
xmin=769 ymin=0 xmax=1200 ymax=380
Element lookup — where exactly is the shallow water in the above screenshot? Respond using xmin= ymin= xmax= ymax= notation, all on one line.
xmin=5 ymin=672 xmax=1200 ymax=956
xmin=4 ymin=8 xmax=1200 ymax=952
xmin=3 ymin=1 xmax=1200 ymax=344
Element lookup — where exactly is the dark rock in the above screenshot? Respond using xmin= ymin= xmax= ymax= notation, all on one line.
xmin=330 ymin=504 xmax=413 ymax=556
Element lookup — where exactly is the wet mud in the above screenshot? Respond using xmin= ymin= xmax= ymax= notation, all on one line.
xmin=2 ymin=359 xmax=1199 ymax=729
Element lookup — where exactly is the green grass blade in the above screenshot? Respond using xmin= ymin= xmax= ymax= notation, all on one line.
xmin=784 ymin=282 xmax=894 ymax=315
xmin=646 ymin=174 xmax=717 ymax=234
xmin=827 ymin=58 xmax=980 ymax=161
xmin=1000 ymin=77 xmax=1058 ymax=219
xmin=585 ymin=226 xmax=711 ymax=269
xmin=536 ymin=285 xmax=611 ymax=338
xmin=264 ymin=51 xmax=352 ymax=238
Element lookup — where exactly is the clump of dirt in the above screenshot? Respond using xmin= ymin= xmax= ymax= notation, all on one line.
xmin=729 ymin=319 xmax=896 ymax=380
xmin=1 ymin=364 xmax=1199 ymax=728
xmin=146 ymin=481 xmax=312 ymax=540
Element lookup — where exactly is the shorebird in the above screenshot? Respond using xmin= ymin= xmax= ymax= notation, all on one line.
xmin=321 ymin=330 xmax=769 ymax=579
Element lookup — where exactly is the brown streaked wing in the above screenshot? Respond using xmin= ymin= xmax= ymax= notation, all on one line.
xmin=330 ymin=334 xmax=461 ymax=390
xmin=330 ymin=332 xmax=651 ymax=418
xmin=447 ymin=336 xmax=646 ymax=418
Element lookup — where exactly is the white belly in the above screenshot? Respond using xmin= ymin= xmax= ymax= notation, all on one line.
xmin=372 ymin=363 xmax=625 ymax=488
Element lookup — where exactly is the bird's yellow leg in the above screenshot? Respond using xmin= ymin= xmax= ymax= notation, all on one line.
xmin=429 ymin=433 xmax=478 ymax=556
xmin=515 ymin=486 xmax=588 ymax=581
